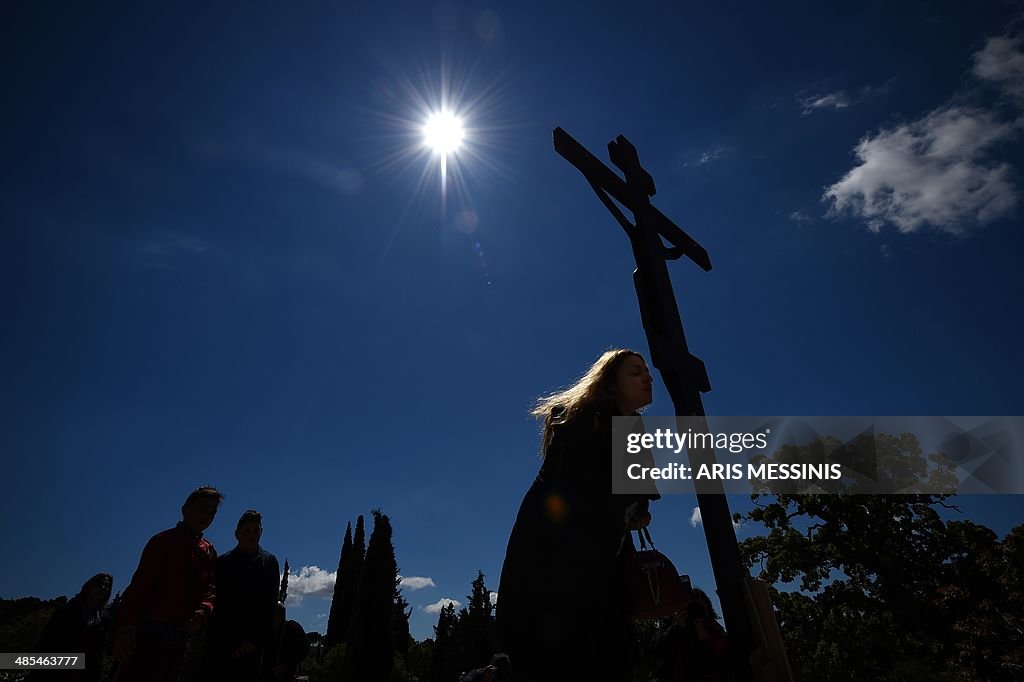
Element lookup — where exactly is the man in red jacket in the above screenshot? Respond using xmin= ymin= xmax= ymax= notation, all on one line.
xmin=113 ymin=486 xmax=222 ymax=682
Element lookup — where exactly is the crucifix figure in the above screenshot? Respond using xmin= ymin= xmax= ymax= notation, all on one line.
xmin=554 ymin=127 xmax=786 ymax=682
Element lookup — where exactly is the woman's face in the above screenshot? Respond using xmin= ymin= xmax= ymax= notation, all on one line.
xmin=85 ymin=577 xmax=111 ymax=609
xmin=613 ymin=355 xmax=653 ymax=413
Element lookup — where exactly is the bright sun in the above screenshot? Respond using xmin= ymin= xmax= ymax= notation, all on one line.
xmin=423 ymin=111 xmax=464 ymax=155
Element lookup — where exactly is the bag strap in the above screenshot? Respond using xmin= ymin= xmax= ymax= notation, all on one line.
xmin=635 ymin=527 xmax=655 ymax=550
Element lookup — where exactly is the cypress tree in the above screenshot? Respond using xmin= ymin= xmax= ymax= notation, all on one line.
xmin=342 ymin=509 xmax=397 ymax=681
xmin=457 ymin=571 xmax=497 ymax=670
xmin=353 ymin=514 xmax=366 ymax=574
xmin=430 ymin=601 xmax=459 ymax=682
xmin=324 ymin=523 xmax=352 ymax=649
xmin=339 ymin=514 xmax=366 ymax=646
xmin=329 ymin=515 xmax=366 ymax=648
xmin=392 ymin=576 xmax=412 ymax=665
xmin=279 ymin=558 xmax=290 ymax=604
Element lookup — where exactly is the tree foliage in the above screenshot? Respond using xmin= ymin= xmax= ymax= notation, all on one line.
xmin=0 ymin=597 xmax=60 ymax=653
xmin=326 ymin=515 xmax=367 ymax=652
xmin=392 ymin=574 xmax=412 ymax=664
xmin=455 ymin=570 xmax=497 ymax=672
xmin=405 ymin=637 xmax=433 ymax=682
xmin=430 ymin=601 xmax=459 ymax=682
xmin=342 ymin=510 xmax=399 ymax=682
xmin=420 ymin=571 xmax=500 ymax=681
xmin=353 ymin=515 xmax=366 ymax=573
xmin=740 ymin=433 xmax=1023 ymax=679
xmin=279 ymin=558 xmax=290 ymax=604
xmin=326 ymin=522 xmax=354 ymax=649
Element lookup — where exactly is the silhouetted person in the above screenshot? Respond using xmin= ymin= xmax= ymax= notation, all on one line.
xmin=651 ymin=588 xmax=728 ymax=682
xmin=29 ymin=573 xmax=113 ymax=681
xmin=497 ymin=349 xmax=661 ymax=681
xmin=113 ymin=486 xmax=222 ymax=682
xmin=259 ymin=607 xmax=309 ymax=682
xmin=204 ymin=509 xmax=280 ymax=681
xmin=461 ymin=653 xmax=511 ymax=682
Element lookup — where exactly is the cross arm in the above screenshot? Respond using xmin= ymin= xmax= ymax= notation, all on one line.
xmin=553 ymin=127 xmax=712 ymax=272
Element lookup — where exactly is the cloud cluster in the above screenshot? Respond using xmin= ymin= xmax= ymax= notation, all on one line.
xmin=284 ymin=565 xmax=337 ymax=606
xmin=973 ymin=35 xmax=1024 ymax=104
xmin=281 ymin=568 xmax=437 ymax=606
xmin=798 ymin=80 xmax=893 ymax=116
xmin=424 ymin=598 xmax=462 ymax=614
xmin=824 ymin=106 xmax=1018 ymax=233
xmin=799 ymin=92 xmax=851 ymax=115
xmin=824 ymin=34 xmax=1024 ymax=234
xmin=690 ymin=506 xmax=742 ymax=530
xmin=699 ymin=146 xmax=724 ymax=164
xmin=399 ymin=576 xmax=436 ymax=591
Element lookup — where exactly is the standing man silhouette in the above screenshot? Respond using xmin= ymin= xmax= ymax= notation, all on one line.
xmin=114 ymin=486 xmax=221 ymax=682
xmin=205 ymin=509 xmax=280 ymax=681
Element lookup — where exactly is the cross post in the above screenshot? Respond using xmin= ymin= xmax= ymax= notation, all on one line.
xmin=554 ymin=126 xmax=772 ymax=681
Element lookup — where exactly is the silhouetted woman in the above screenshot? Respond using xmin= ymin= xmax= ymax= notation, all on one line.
xmin=496 ymin=348 xmax=660 ymax=681
xmin=30 ymin=573 xmax=113 ymax=681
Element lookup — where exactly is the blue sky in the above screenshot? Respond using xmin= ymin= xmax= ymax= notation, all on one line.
xmin=3 ymin=1 xmax=1023 ymax=641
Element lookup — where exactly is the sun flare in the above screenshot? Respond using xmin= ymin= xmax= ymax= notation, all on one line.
xmin=362 ymin=58 xmax=523 ymax=267
xmin=423 ymin=110 xmax=465 ymax=155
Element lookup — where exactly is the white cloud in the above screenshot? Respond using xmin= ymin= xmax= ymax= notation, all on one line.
xmin=800 ymin=92 xmax=851 ymax=115
xmin=423 ymin=598 xmax=462 ymax=614
xmin=283 ymin=565 xmax=336 ymax=606
xmin=973 ymin=35 xmax=1024 ymax=104
xmin=823 ymin=106 xmax=1019 ymax=234
xmin=699 ymin=146 xmax=724 ymax=164
xmin=690 ymin=506 xmax=741 ymax=529
xmin=399 ymin=576 xmax=436 ymax=591
xmin=489 ymin=591 xmax=498 ymax=606
xmin=823 ymin=32 xmax=1024 ymax=235
xmin=798 ymin=79 xmax=893 ymax=116
xmin=674 ymin=145 xmax=731 ymax=170
xmin=789 ymin=210 xmax=813 ymax=224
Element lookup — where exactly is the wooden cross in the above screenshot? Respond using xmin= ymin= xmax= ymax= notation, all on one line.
xmin=555 ymin=127 xmax=771 ymax=681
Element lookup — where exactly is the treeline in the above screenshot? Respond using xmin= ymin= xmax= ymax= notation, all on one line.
xmin=0 ymin=593 xmax=124 ymax=681
xmin=740 ymin=495 xmax=1024 ymax=680
xmin=415 ymin=571 xmax=498 ymax=682
xmin=302 ymin=509 xmax=412 ymax=681
xmin=302 ymin=510 xmax=499 ymax=682
xmin=0 ymin=506 xmax=499 ymax=682
xmin=5 ymin=445 xmax=1021 ymax=682
xmin=0 ymin=596 xmax=69 ymax=653
xmin=740 ymin=433 xmax=1024 ymax=680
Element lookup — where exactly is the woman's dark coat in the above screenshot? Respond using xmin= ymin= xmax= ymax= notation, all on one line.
xmin=496 ymin=401 xmax=659 ymax=681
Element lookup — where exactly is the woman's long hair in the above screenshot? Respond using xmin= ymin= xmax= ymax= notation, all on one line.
xmin=77 ymin=573 xmax=113 ymax=607
xmin=531 ymin=348 xmax=643 ymax=455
